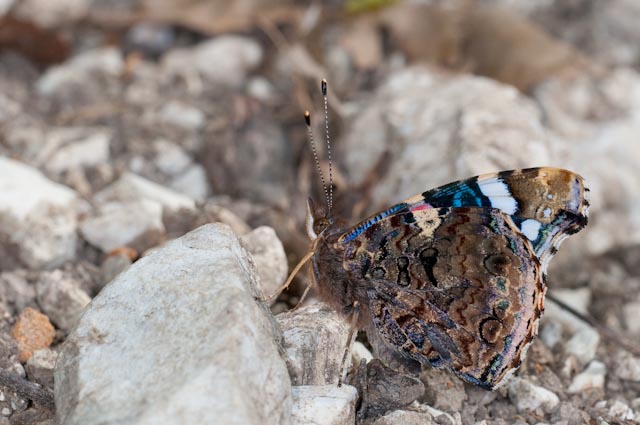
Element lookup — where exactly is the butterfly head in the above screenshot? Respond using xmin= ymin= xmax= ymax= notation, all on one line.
xmin=306 ymin=198 xmax=335 ymax=241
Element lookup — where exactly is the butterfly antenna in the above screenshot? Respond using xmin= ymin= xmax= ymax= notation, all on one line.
xmin=321 ymin=79 xmax=334 ymax=215
xmin=305 ymin=111 xmax=330 ymax=209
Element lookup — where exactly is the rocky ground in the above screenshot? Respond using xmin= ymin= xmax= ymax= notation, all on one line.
xmin=0 ymin=0 xmax=639 ymax=424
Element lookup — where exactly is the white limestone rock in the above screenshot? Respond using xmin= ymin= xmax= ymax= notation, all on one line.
xmin=0 ymin=157 xmax=80 ymax=269
xmin=291 ymin=385 xmax=358 ymax=425
xmin=54 ymin=224 xmax=291 ymax=425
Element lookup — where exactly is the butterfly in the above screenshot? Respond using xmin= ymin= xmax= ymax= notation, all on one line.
xmin=305 ymin=167 xmax=589 ymax=390
xmin=280 ymin=80 xmax=589 ymax=391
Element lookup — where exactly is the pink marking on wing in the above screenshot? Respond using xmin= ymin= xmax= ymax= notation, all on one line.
xmin=410 ymin=203 xmax=432 ymax=212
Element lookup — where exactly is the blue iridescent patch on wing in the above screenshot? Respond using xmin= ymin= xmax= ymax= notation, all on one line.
xmin=423 ymin=179 xmax=492 ymax=209
xmin=341 ymin=203 xmax=408 ymax=243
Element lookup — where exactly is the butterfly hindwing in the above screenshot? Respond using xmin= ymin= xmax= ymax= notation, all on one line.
xmin=341 ymin=206 xmax=544 ymax=389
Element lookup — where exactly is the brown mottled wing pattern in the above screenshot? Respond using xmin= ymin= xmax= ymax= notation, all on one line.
xmin=341 ymin=206 xmax=544 ymax=389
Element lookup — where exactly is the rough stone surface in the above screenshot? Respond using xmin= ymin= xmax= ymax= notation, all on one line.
xmin=54 ymin=224 xmax=291 ymax=425
xmin=0 ymin=271 xmax=36 ymax=316
xmin=567 ymin=361 xmax=607 ymax=393
xmin=99 ymin=253 xmax=132 ymax=286
xmin=10 ymin=308 xmax=55 ymax=363
xmin=564 ymin=327 xmax=600 ymax=366
xmin=170 ymin=164 xmax=210 ymax=202
xmin=35 ymin=269 xmax=91 ymax=333
xmin=420 ymin=367 xmax=467 ymax=413
xmin=241 ymin=226 xmax=288 ymax=298
xmin=43 ymin=128 xmax=111 ymax=174
xmin=79 ymin=200 xmax=165 ymax=253
xmin=508 ymin=377 xmax=560 ymax=413
xmin=371 ymin=409 xmax=436 ymax=425
xmin=277 ymin=303 xmax=350 ymax=385
xmin=0 ymin=157 xmax=80 ymax=269
xmin=290 ymin=385 xmax=357 ymax=425
xmin=25 ymin=348 xmax=57 ymax=389
xmin=162 ymin=36 xmax=263 ymax=88
xmin=36 ymin=47 xmax=123 ymax=97
xmin=94 ymin=172 xmax=196 ymax=217
xmin=340 ymin=67 xmax=551 ymax=215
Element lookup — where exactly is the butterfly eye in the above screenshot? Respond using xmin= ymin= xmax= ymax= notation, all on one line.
xmin=313 ymin=218 xmax=330 ymax=235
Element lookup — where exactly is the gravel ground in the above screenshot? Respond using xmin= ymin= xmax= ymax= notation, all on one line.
xmin=0 ymin=1 xmax=639 ymax=424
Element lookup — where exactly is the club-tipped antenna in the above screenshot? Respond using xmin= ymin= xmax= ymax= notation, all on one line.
xmin=321 ymin=79 xmax=334 ymax=214
xmin=305 ymin=110 xmax=330 ymax=210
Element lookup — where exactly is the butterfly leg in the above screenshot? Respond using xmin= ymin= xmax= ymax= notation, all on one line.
xmin=291 ymin=269 xmax=315 ymax=311
xmin=338 ymin=301 xmax=360 ymax=387
xmin=261 ymin=250 xmax=315 ymax=302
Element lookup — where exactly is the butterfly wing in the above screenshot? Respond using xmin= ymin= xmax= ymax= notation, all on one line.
xmin=415 ymin=167 xmax=588 ymax=271
xmin=336 ymin=167 xmax=588 ymax=389
xmin=340 ymin=205 xmax=544 ymax=389
xmin=341 ymin=167 xmax=589 ymax=272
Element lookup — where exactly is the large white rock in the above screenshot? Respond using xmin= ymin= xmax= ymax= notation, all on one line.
xmin=291 ymin=385 xmax=357 ymax=425
xmin=0 ymin=157 xmax=80 ymax=269
xmin=340 ymin=67 xmax=551 ymax=215
xmin=54 ymin=224 xmax=292 ymax=425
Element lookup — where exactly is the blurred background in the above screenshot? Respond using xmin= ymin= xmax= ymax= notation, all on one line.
xmin=1 ymin=0 xmax=640 ymax=423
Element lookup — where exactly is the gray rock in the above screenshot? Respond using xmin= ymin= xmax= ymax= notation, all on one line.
xmin=162 ymin=36 xmax=263 ymax=88
xmin=157 ymin=101 xmax=205 ymax=130
xmin=35 ymin=270 xmax=91 ymax=332
xmin=291 ymin=385 xmax=357 ymax=425
xmin=564 ymin=327 xmax=600 ymax=366
xmin=54 ymin=224 xmax=291 ymax=425
xmin=371 ymin=410 xmax=436 ymax=425
xmin=0 ymin=270 xmax=36 ymax=315
xmin=534 ymin=68 xmax=640 ymax=257
xmin=567 ymin=360 xmax=607 ymax=393
xmin=99 ymin=253 xmax=132 ymax=286
xmin=0 ymin=157 xmax=80 ymax=269
xmin=152 ymin=139 xmax=192 ymax=176
xmin=607 ymin=399 xmax=635 ymax=422
xmin=13 ymin=0 xmax=88 ymax=28
xmin=539 ymin=321 xmax=563 ymax=350
xmin=0 ymin=0 xmax=14 ymax=15
xmin=612 ymin=351 xmax=640 ymax=382
xmin=36 ymin=48 xmax=123 ymax=96
xmin=507 ymin=377 xmax=560 ymax=413
xmin=79 ymin=200 xmax=165 ymax=253
xmin=170 ymin=164 xmax=210 ymax=203
xmin=25 ymin=348 xmax=58 ymax=389
xmin=241 ymin=226 xmax=287 ymax=299
xmin=420 ymin=367 xmax=467 ymax=413
xmin=623 ymin=300 xmax=640 ymax=334
xmin=543 ymin=288 xmax=592 ymax=333
xmin=42 ymin=128 xmax=111 ymax=174
xmin=277 ymin=303 xmax=350 ymax=385
xmin=340 ymin=67 xmax=551 ymax=215
xmin=199 ymin=202 xmax=252 ymax=236
xmin=94 ymin=172 xmax=196 ymax=217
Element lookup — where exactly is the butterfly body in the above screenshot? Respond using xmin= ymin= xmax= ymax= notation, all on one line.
xmin=307 ymin=167 xmax=589 ymax=390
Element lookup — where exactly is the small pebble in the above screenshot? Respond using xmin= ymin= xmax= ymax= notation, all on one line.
xmin=568 ymin=361 xmax=607 ymax=393
xmin=10 ymin=307 xmax=55 ymax=362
